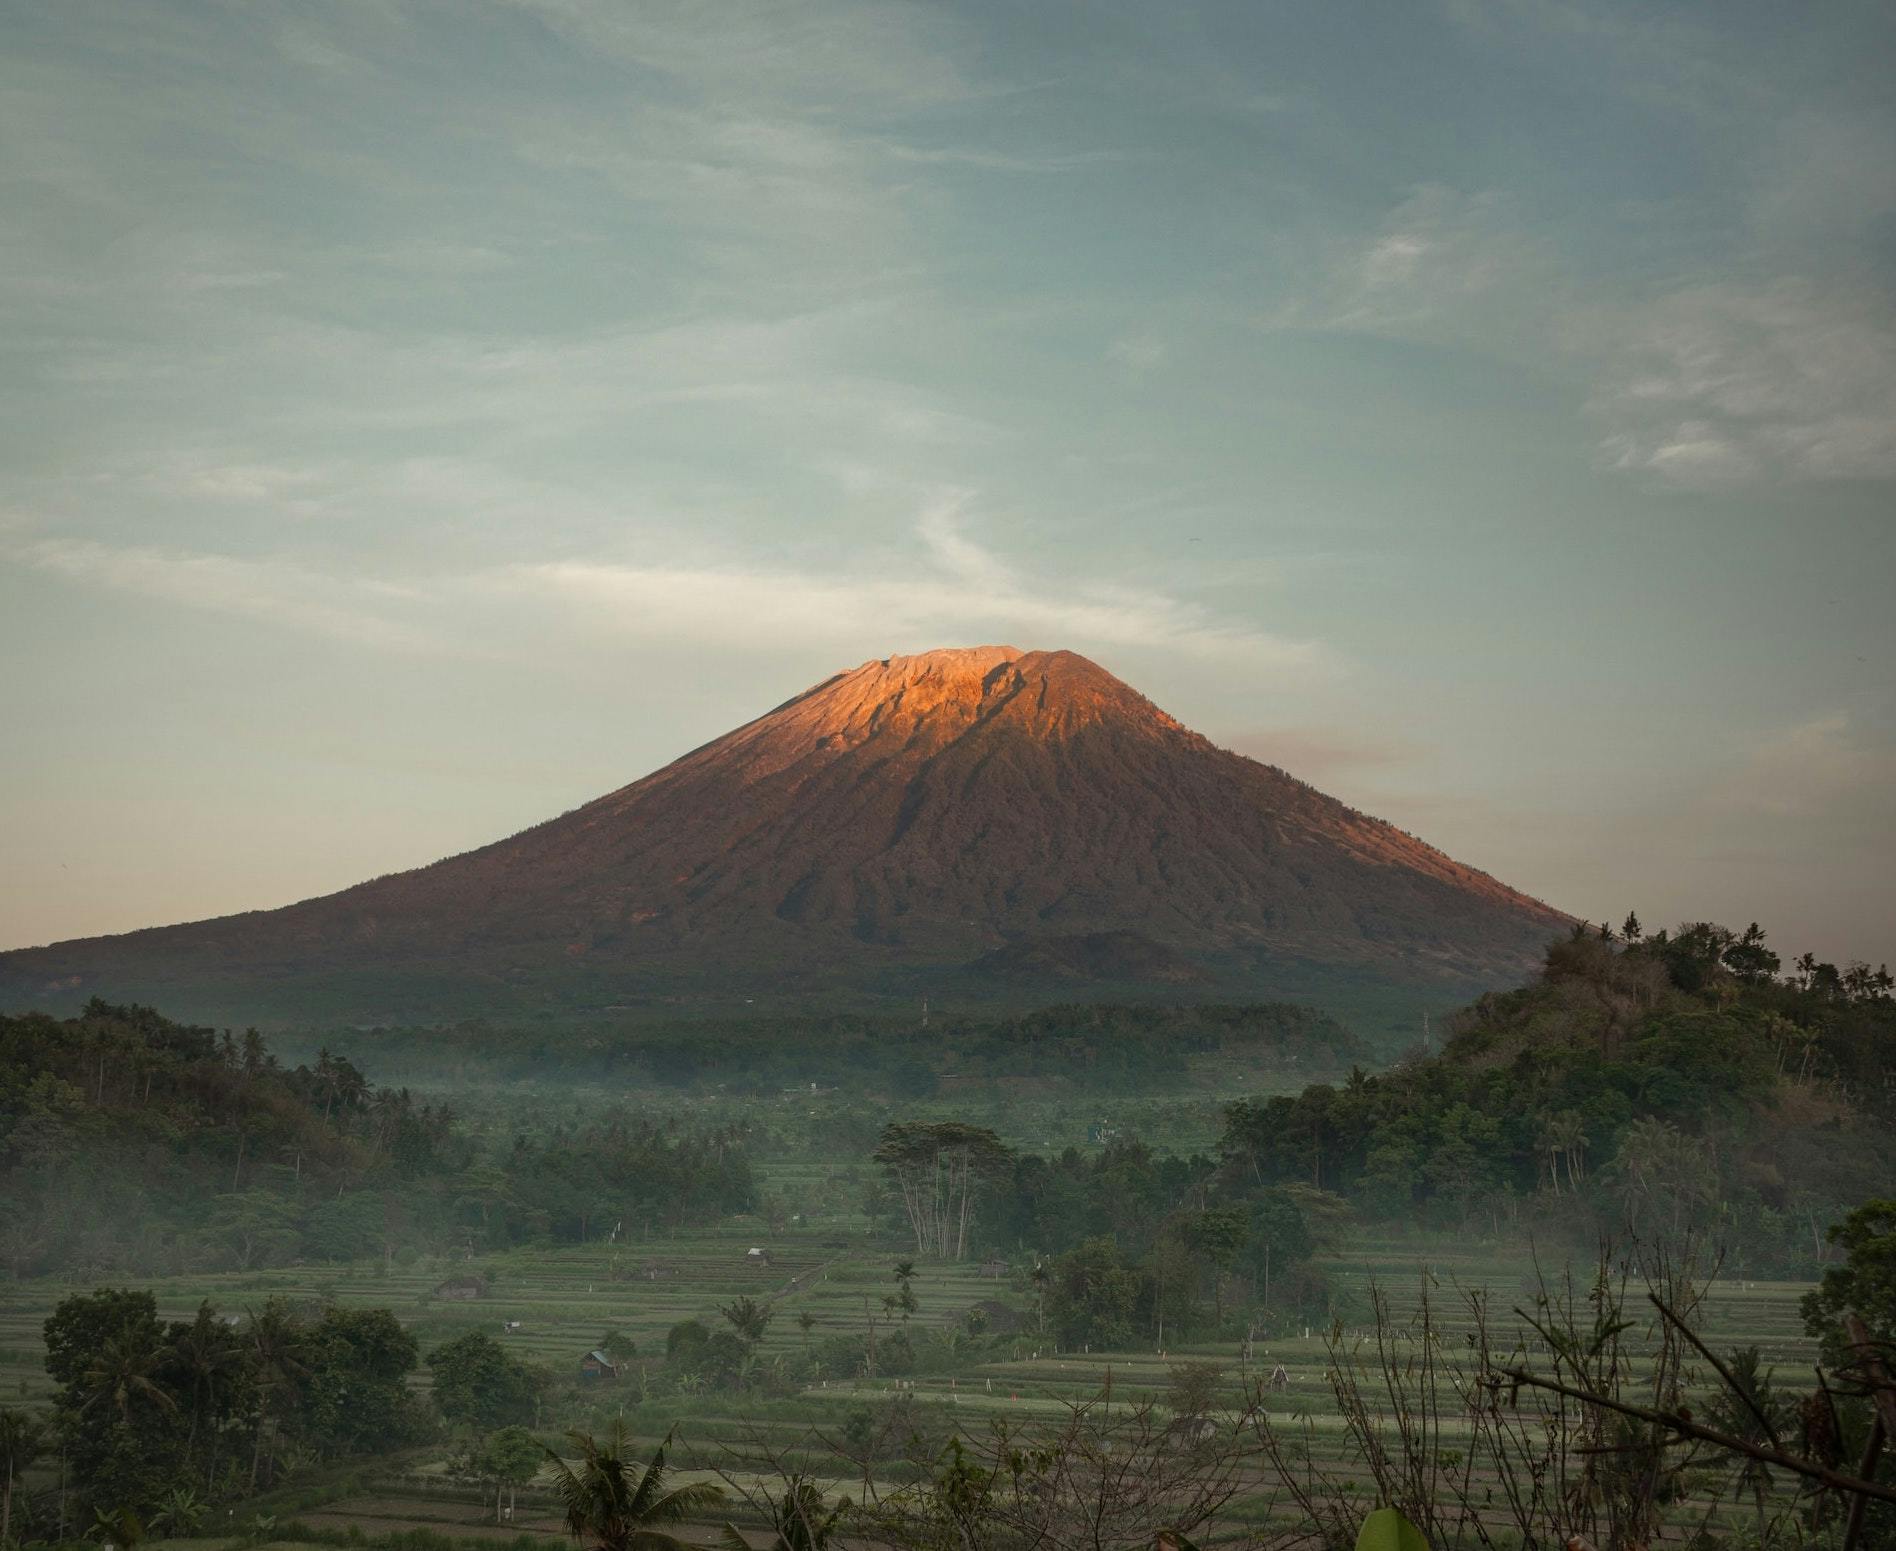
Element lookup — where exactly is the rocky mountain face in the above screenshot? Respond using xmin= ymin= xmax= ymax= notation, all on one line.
xmin=0 ymin=646 xmax=1570 ymax=1020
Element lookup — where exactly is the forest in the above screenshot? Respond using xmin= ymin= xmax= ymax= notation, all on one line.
xmin=1218 ymin=919 xmax=1895 ymax=1271
xmin=0 ymin=917 xmax=1892 ymax=1550
xmin=274 ymin=1001 xmax=1365 ymax=1094
xmin=0 ymin=1005 xmax=755 ymax=1278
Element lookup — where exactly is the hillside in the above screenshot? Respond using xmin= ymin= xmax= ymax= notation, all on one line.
xmin=0 ymin=646 xmax=1570 ymax=1022
xmin=1219 ymin=920 xmax=1896 ymax=1270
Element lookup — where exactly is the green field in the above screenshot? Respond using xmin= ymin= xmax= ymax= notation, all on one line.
xmin=0 ymin=1220 xmax=1823 ymax=1547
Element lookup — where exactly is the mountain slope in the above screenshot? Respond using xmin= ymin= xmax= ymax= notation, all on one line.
xmin=0 ymin=646 xmax=1570 ymax=1019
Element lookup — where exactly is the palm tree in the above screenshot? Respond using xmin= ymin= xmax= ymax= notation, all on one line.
xmin=718 ymin=1296 xmax=772 ymax=1348
xmin=719 ymin=1475 xmax=845 ymax=1551
xmin=1 ymin=1406 xmax=46 ymax=1546
xmin=167 ymin=1304 xmax=244 ymax=1461
xmin=1548 ymin=1112 xmax=1588 ymax=1191
xmin=1609 ymin=1117 xmax=1675 ymax=1234
xmin=888 ymin=1261 xmax=917 ymax=1321
xmin=244 ymin=1302 xmax=309 ymax=1491
xmin=1534 ymin=1115 xmax=1564 ymax=1196
xmin=546 ymin=1424 xmax=725 ymax=1551
xmin=1704 ymin=1347 xmax=1788 ymax=1546
xmin=78 ymin=1333 xmax=178 ymax=1427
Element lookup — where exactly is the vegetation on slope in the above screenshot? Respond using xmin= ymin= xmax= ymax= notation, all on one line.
xmin=0 ymin=1001 xmax=753 ymax=1278
xmin=1218 ymin=918 xmax=1894 ymax=1272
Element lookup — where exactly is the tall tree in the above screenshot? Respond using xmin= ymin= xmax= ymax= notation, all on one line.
xmin=0 ymin=1407 xmax=45 ymax=1546
xmin=243 ymin=1301 xmax=310 ymax=1491
xmin=872 ymin=1123 xmax=1013 ymax=1260
xmin=1800 ymin=1198 xmax=1896 ymax=1367
xmin=298 ymin=1307 xmax=419 ymax=1458
xmin=472 ymin=1426 xmax=544 ymax=1523
xmin=44 ymin=1290 xmax=187 ymax=1518
xmin=165 ymin=1304 xmax=245 ymax=1463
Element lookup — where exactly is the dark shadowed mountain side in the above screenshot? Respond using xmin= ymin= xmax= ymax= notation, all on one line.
xmin=0 ymin=646 xmax=1571 ymax=1024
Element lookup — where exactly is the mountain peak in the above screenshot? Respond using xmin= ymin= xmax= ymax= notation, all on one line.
xmin=739 ymin=645 xmax=1182 ymax=760
xmin=0 ymin=646 xmax=1569 ymax=1021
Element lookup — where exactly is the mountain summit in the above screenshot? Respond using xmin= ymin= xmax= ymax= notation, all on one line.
xmin=0 ymin=647 xmax=1569 ymax=1020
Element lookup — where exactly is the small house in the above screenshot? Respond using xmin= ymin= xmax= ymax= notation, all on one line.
xmin=745 ymin=1247 xmax=772 ymax=1266
xmin=433 ymin=1274 xmax=485 ymax=1301
xmin=579 ymin=1349 xmax=619 ymax=1380
xmin=978 ymin=1257 xmax=1010 ymax=1279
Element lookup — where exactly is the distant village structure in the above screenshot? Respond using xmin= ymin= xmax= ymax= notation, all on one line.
xmin=433 ymin=1274 xmax=485 ymax=1301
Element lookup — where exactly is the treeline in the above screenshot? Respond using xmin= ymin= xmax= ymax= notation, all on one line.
xmin=17 ymin=1290 xmax=426 ymax=1533
xmin=283 ymin=1001 xmax=1363 ymax=1095
xmin=873 ymin=917 xmax=1895 ymax=1344
xmin=0 ymin=1290 xmax=559 ymax=1539
xmin=869 ymin=1122 xmax=1345 ymax=1348
xmin=0 ymin=1001 xmax=754 ymax=1278
xmin=1219 ymin=918 xmax=1895 ymax=1271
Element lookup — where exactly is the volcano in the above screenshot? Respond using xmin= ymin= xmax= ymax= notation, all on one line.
xmin=0 ymin=646 xmax=1569 ymax=1021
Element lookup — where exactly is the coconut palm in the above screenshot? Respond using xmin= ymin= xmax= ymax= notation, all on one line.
xmin=1704 ymin=1345 xmax=1790 ymax=1546
xmin=78 ymin=1333 xmax=178 ymax=1427
xmin=1551 ymin=1112 xmax=1589 ymax=1188
xmin=545 ymin=1423 xmax=724 ymax=1551
xmin=1 ymin=1406 xmax=46 ymax=1546
xmin=717 ymin=1296 xmax=772 ymax=1348
xmin=243 ymin=1301 xmax=309 ymax=1491
xmin=1608 ymin=1116 xmax=1677 ymax=1234
xmin=167 ymin=1303 xmax=244 ymax=1459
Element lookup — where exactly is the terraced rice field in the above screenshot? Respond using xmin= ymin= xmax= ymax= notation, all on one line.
xmin=0 ymin=1222 xmax=1823 ymax=1547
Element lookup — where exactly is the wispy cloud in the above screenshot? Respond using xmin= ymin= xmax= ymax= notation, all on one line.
xmin=880 ymin=142 xmax=1132 ymax=174
xmin=1264 ymin=185 xmax=1896 ymax=491
xmin=500 ymin=504 xmax=1328 ymax=670
xmin=16 ymin=537 xmax=459 ymax=656
xmin=12 ymin=504 xmax=1329 ymax=676
xmin=1712 ymin=712 xmax=1896 ymax=821
xmin=1106 ymin=333 xmax=1168 ymax=372
xmin=1260 ymin=187 xmax=1548 ymax=340
xmin=1589 ymin=281 xmax=1896 ymax=488
xmin=497 ymin=0 xmax=974 ymax=113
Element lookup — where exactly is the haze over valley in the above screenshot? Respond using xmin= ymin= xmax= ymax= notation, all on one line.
xmin=2 ymin=4 xmax=1892 ymax=1551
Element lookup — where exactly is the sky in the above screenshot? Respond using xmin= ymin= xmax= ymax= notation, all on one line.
xmin=2 ymin=0 xmax=1892 ymax=967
